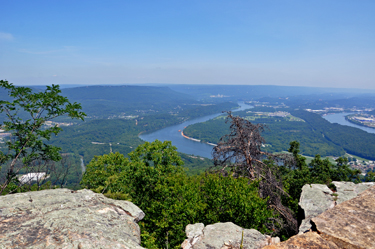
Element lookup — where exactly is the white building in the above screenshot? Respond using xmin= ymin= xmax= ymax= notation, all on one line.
xmin=18 ymin=173 xmax=49 ymax=184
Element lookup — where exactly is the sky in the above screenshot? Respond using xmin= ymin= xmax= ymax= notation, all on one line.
xmin=1 ymin=0 xmax=375 ymax=88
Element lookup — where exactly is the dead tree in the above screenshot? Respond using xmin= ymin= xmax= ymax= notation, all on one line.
xmin=212 ymin=111 xmax=268 ymax=179
xmin=212 ymin=111 xmax=297 ymax=235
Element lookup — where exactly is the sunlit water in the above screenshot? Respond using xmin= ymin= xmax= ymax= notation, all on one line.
xmin=139 ymin=102 xmax=253 ymax=158
xmin=323 ymin=113 xmax=375 ymax=134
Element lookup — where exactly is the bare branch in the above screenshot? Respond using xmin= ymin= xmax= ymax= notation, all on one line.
xmin=211 ymin=111 xmax=297 ymax=234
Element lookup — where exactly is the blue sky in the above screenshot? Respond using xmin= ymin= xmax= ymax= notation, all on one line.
xmin=1 ymin=0 xmax=375 ymax=88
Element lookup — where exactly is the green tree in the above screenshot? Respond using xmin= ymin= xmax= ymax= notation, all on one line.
xmin=280 ymin=141 xmax=311 ymax=214
xmin=332 ymin=157 xmax=361 ymax=182
xmin=281 ymin=141 xmax=361 ymax=215
xmin=0 ymin=80 xmax=85 ymax=194
xmin=365 ymin=171 xmax=375 ymax=182
xmin=196 ymin=173 xmax=274 ymax=234
xmin=81 ymin=140 xmax=278 ymax=248
xmin=309 ymin=155 xmax=333 ymax=184
xmin=81 ymin=140 xmax=196 ymax=248
xmin=79 ymin=152 xmax=130 ymax=198
xmin=212 ymin=112 xmax=297 ymax=235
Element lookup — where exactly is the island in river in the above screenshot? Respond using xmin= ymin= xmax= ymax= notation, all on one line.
xmin=345 ymin=114 xmax=375 ymax=129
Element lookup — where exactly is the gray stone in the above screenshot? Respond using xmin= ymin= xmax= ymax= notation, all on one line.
xmin=0 ymin=188 xmax=145 ymax=249
xmin=298 ymin=184 xmax=335 ymax=234
xmin=332 ymin=181 xmax=375 ymax=204
xmin=312 ymin=185 xmax=375 ymax=249
xmin=184 ymin=223 xmax=205 ymax=247
xmin=298 ymin=182 xmax=375 ymax=234
xmin=181 ymin=222 xmax=280 ymax=249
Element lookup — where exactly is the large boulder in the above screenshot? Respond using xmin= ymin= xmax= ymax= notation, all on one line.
xmin=261 ymin=232 xmax=339 ymax=249
xmin=298 ymin=181 xmax=374 ymax=233
xmin=298 ymin=184 xmax=335 ymax=234
xmin=0 ymin=188 xmax=145 ymax=248
xmin=312 ymin=185 xmax=375 ymax=249
xmin=331 ymin=181 xmax=375 ymax=204
xmin=181 ymin=222 xmax=280 ymax=249
xmin=267 ymin=184 xmax=375 ymax=249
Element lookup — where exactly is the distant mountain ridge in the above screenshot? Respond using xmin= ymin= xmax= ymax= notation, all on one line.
xmin=60 ymin=85 xmax=196 ymax=118
xmin=168 ymin=84 xmax=375 ymax=101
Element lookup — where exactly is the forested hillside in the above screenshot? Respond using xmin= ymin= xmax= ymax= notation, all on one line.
xmin=61 ymin=85 xmax=196 ymax=118
xmin=184 ymin=107 xmax=375 ymax=159
xmin=47 ymin=101 xmax=236 ymax=179
xmin=1 ymin=83 xmax=237 ymax=188
xmin=184 ymin=111 xmax=345 ymax=157
xmin=168 ymin=84 xmax=370 ymax=101
xmin=290 ymin=110 xmax=375 ymax=160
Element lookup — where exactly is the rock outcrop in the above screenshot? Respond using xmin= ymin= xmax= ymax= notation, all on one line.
xmin=298 ymin=184 xmax=335 ymax=234
xmin=181 ymin=222 xmax=280 ymax=249
xmin=312 ymin=185 xmax=375 ymax=248
xmin=2 ymin=182 xmax=374 ymax=248
xmin=298 ymin=181 xmax=374 ymax=233
xmin=262 ymin=232 xmax=340 ymax=249
xmin=0 ymin=188 xmax=145 ymax=248
xmin=264 ymin=184 xmax=375 ymax=249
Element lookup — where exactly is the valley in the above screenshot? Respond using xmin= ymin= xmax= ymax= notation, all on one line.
xmin=2 ymin=84 xmax=375 ymax=187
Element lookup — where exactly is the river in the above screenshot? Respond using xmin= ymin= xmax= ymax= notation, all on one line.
xmin=139 ymin=102 xmax=253 ymax=159
xmin=140 ymin=106 xmax=375 ymax=159
xmin=323 ymin=113 xmax=375 ymax=134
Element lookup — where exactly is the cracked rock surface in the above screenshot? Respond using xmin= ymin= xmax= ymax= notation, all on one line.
xmin=264 ymin=184 xmax=375 ymax=249
xmin=262 ymin=232 xmax=340 ymax=249
xmin=0 ymin=188 xmax=145 ymax=249
xmin=312 ymin=185 xmax=375 ymax=249
xmin=181 ymin=222 xmax=280 ymax=249
xmin=298 ymin=181 xmax=375 ymax=234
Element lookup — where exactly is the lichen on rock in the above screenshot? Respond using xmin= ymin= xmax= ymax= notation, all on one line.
xmin=0 ymin=188 xmax=145 ymax=249
xmin=312 ymin=185 xmax=375 ymax=249
xmin=181 ymin=222 xmax=280 ymax=249
xmin=298 ymin=181 xmax=375 ymax=234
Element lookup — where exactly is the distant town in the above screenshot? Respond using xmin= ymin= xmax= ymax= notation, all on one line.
xmin=346 ymin=114 xmax=375 ymax=129
xmin=348 ymin=157 xmax=375 ymax=174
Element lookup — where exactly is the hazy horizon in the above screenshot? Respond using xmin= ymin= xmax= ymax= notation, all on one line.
xmin=1 ymin=1 xmax=375 ymax=89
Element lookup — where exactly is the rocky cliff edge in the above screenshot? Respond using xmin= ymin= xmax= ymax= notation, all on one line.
xmin=0 ymin=188 xmax=145 ymax=249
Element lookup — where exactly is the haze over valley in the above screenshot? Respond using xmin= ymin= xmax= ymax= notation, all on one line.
xmin=2 ymin=2 xmax=375 ymax=247
xmin=2 ymin=84 xmax=375 ymax=187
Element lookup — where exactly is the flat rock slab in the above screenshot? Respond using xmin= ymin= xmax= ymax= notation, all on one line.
xmin=312 ymin=185 xmax=375 ymax=249
xmin=298 ymin=184 xmax=335 ymax=234
xmin=0 ymin=188 xmax=145 ymax=249
xmin=181 ymin=222 xmax=280 ymax=249
xmin=298 ymin=182 xmax=375 ymax=234
xmin=332 ymin=181 xmax=375 ymax=204
xmin=262 ymin=232 xmax=339 ymax=249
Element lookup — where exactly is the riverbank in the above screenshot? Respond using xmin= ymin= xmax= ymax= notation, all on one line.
xmin=345 ymin=114 xmax=375 ymax=130
xmin=181 ymin=131 xmax=201 ymax=142
xmin=323 ymin=112 xmax=375 ymax=134
xmin=139 ymin=102 xmax=252 ymax=159
xmin=181 ymin=130 xmax=218 ymax=146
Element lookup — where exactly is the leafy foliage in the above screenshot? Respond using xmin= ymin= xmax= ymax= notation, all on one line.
xmin=280 ymin=141 xmax=361 ymax=214
xmin=0 ymin=80 xmax=85 ymax=194
xmin=290 ymin=110 xmax=375 ymax=160
xmin=184 ymin=108 xmax=375 ymax=159
xmin=211 ymin=112 xmax=297 ymax=236
xmin=81 ymin=140 xmax=276 ymax=248
xmin=80 ymin=114 xmax=364 ymax=247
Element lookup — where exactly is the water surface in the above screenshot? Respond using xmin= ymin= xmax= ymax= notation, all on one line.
xmin=323 ymin=113 xmax=375 ymax=134
xmin=140 ymin=102 xmax=252 ymax=158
